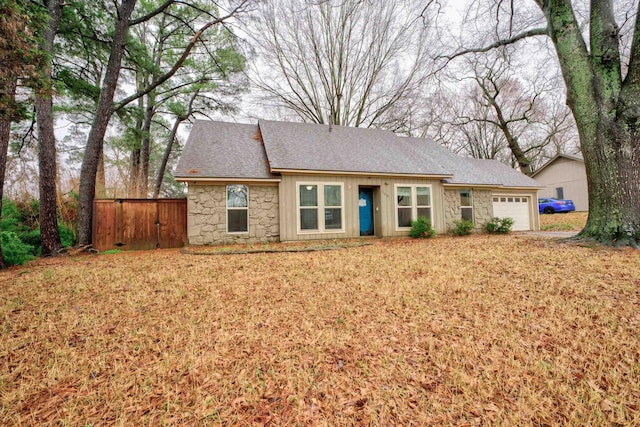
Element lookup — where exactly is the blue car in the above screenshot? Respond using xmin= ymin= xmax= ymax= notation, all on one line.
xmin=538 ymin=198 xmax=576 ymax=214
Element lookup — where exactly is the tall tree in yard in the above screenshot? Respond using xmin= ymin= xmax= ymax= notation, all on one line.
xmin=76 ymin=0 xmax=250 ymax=245
xmin=123 ymin=0 xmax=247 ymax=197
xmin=0 ymin=0 xmax=44 ymax=268
xmin=34 ymin=0 xmax=63 ymax=256
xmin=448 ymin=0 xmax=640 ymax=247
xmin=76 ymin=0 xmax=137 ymax=246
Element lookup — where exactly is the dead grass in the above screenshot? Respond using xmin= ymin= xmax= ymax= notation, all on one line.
xmin=1 ymin=235 xmax=639 ymax=426
xmin=540 ymin=211 xmax=588 ymax=231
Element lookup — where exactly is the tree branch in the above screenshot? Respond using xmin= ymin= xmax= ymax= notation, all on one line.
xmin=439 ymin=27 xmax=548 ymax=64
xmin=129 ymin=0 xmax=175 ymax=26
xmin=113 ymin=0 xmax=249 ymax=112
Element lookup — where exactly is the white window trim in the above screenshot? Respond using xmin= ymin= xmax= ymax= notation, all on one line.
xmin=460 ymin=189 xmax=474 ymax=222
xmin=394 ymin=184 xmax=433 ymax=231
xmin=226 ymin=184 xmax=249 ymax=234
xmin=296 ymin=182 xmax=345 ymax=234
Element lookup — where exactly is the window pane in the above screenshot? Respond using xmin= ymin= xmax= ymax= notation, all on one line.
xmin=324 ymin=185 xmax=341 ymax=207
xmin=460 ymin=190 xmax=472 ymax=207
xmin=398 ymin=207 xmax=412 ymax=227
xmin=461 ymin=207 xmax=473 ymax=222
xmin=508 ymin=197 xmax=513 ymax=202
xmin=397 ymin=187 xmax=411 ymax=207
xmin=417 ymin=187 xmax=431 ymax=206
xmin=417 ymin=207 xmax=431 ymax=220
xmin=325 ymin=208 xmax=342 ymax=229
xmin=300 ymin=185 xmax=318 ymax=207
xmin=227 ymin=184 xmax=248 ymax=208
xmin=228 ymin=209 xmax=248 ymax=232
xmin=300 ymin=208 xmax=318 ymax=230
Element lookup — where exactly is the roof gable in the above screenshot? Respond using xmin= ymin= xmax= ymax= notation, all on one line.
xmin=531 ymin=153 xmax=584 ymax=178
xmin=174 ymin=120 xmax=277 ymax=180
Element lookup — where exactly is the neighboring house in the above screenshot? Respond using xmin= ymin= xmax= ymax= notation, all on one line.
xmin=531 ymin=154 xmax=588 ymax=211
xmin=174 ymin=120 xmax=541 ymax=245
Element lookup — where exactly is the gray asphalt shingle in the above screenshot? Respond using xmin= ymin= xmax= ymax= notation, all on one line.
xmin=174 ymin=120 xmax=277 ymax=179
xmin=175 ymin=119 xmax=541 ymax=189
xmin=258 ymin=120 xmax=452 ymax=176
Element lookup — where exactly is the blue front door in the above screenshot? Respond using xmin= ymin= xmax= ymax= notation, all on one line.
xmin=359 ymin=188 xmax=374 ymax=236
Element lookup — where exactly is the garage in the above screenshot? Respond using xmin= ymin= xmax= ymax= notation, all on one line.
xmin=492 ymin=195 xmax=532 ymax=231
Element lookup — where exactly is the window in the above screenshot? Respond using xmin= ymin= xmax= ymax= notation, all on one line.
xmin=460 ymin=189 xmax=473 ymax=222
xmin=556 ymin=187 xmax=564 ymax=199
xmin=298 ymin=183 xmax=344 ymax=232
xmin=227 ymin=184 xmax=248 ymax=233
xmin=397 ymin=186 xmax=412 ymax=227
xmin=395 ymin=185 xmax=432 ymax=229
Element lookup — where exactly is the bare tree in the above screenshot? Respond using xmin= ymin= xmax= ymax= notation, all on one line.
xmin=250 ymin=0 xmax=436 ymax=127
xmin=452 ymin=51 xmax=577 ymax=175
xmin=445 ymin=0 xmax=640 ymax=247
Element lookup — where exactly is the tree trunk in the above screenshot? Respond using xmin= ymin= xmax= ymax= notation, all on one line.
xmin=129 ymin=92 xmax=144 ymax=197
xmin=541 ymin=0 xmax=640 ymax=246
xmin=153 ymin=89 xmax=197 ymax=198
xmin=96 ymin=149 xmax=106 ymax=198
xmin=138 ymin=99 xmax=155 ymax=198
xmin=0 ymin=78 xmax=16 ymax=269
xmin=76 ymin=0 xmax=137 ymax=246
xmin=35 ymin=0 xmax=63 ymax=257
xmin=153 ymin=115 xmax=181 ymax=198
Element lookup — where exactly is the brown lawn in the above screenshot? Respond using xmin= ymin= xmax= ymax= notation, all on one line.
xmin=540 ymin=211 xmax=588 ymax=231
xmin=1 ymin=234 xmax=639 ymax=425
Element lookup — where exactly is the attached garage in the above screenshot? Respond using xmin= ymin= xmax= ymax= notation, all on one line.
xmin=492 ymin=195 xmax=533 ymax=231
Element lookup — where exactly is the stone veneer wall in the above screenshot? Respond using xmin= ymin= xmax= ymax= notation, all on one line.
xmin=443 ymin=188 xmax=493 ymax=233
xmin=187 ymin=185 xmax=279 ymax=245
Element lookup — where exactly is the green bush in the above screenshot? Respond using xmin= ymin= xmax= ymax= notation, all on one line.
xmin=1 ymin=231 xmax=36 ymax=266
xmin=486 ymin=217 xmax=514 ymax=234
xmin=1 ymin=199 xmax=27 ymax=234
xmin=453 ymin=219 xmax=474 ymax=236
xmin=15 ymin=225 xmax=77 ymax=255
xmin=410 ymin=216 xmax=435 ymax=238
xmin=59 ymin=224 xmax=76 ymax=248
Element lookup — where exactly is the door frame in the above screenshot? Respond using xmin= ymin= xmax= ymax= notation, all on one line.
xmin=358 ymin=185 xmax=380 ymax=237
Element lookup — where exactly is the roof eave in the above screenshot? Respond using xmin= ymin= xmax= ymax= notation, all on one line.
xmin=271 ymin=168 xmax=453 ymax=179
xmin=175 ymin=176 xmax=281 ymax=183
xmin=443 ymin=183 xmax=543 ymax=190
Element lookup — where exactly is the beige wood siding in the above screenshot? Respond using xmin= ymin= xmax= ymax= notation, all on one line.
xmin=535 ymin=158 xmax=588 ymax=211
xmin=279 ymin=174 xmax=444 ymax=241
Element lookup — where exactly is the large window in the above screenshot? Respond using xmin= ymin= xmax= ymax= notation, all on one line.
xmin=460 ymin=189 xmax=473 ymax=222
xmin=227 ymin=184 xmax=248 ymax=233
xmin=298 ymin=183 xmax=344 ymax=232
xmin=395 ymin=185 xmax=432 ymax=229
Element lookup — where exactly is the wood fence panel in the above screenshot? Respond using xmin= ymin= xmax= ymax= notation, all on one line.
xmin=93 ymin=199 xmax=187 ymax=252
xmin=157 ymin=199 xmax=188 ymax=249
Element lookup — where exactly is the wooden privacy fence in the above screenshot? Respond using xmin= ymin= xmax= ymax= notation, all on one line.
xmin=92 ymin=199 xmax=187 ymax=252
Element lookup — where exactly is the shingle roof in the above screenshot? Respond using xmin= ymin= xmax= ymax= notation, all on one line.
xmin=258 ymin=120 xmax=452 ymax=176
xmin=175 ymin=119 xmax=541 ymax=189
xmin=463 ymin=158 xmax=541 ymax=188
xmin=174 ymin=120 xmax=277 ymax=180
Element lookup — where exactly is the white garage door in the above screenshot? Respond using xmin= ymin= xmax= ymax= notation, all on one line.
xmin=492 ymin=196 xmax=531 ymax=231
